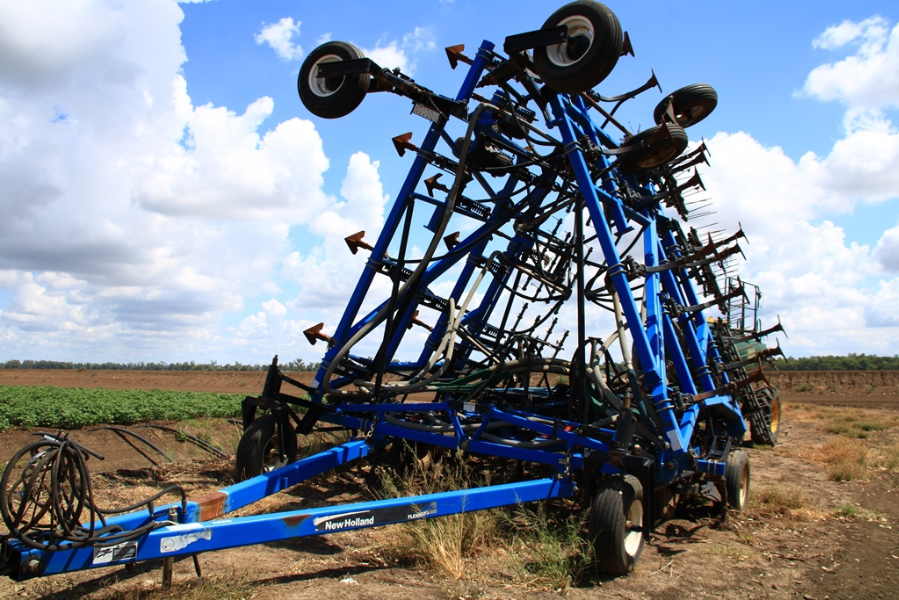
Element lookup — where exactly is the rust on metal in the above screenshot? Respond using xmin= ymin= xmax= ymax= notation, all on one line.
xmin=444 ymin=44 xmax=471 ymax=70
xmin=443 ymin=231 xmax=460 ymax=250
xmin=282 ymin=514 xmax=311 ymax=527
xmin=195 ymin=491 xmax=228 ymax=521
xmin=345 ymin=231 xmax=374 ymax=255
xmin=303 ymin=323 xmax=335 ymax=347
xmin=410 ymin=310 xmax=434 ymax=332
xmin=392 ymin=132 xmax=414 ymax=157
xmin=425 ymin=173 xmax=449 ymax=196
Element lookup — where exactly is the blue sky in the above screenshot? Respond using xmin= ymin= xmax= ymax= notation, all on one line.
xmin=0 ymin=0 xmax=897 ymax=364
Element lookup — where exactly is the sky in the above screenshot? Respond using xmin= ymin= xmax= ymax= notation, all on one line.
xmin=0 ymin=0 xmax=897 ymax=365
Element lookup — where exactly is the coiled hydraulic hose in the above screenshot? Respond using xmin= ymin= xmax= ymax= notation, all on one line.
xmin=0 ymin=434 xmax=185 ymax=551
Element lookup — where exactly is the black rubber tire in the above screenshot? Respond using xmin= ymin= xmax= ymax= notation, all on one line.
xmin=750 ymin=388 xmax=782 ymax=446
xmin=532 ymin=1 xmax=623 ymax=93
xmin=653 ymin=83 xmax=718 ymax=128
xmin=589 ymin=474 xmax=645 ymax=576
xmin=617 ymin=124 xmax=689 ymax=173
xmin=725 ymin=449 xmax=750 ymax=512
xmin=235 ymin=413 xmax=298 ymax=481
xmin=298 ymin=41 xmax=370 ymax=119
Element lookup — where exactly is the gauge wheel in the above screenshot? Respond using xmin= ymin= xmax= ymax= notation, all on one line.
xmin=298 ymin=41 xmax=370 ymax=119
xmin=235 ymin=413 xmax=298 ymax=481
xmin=653 ymin=83 xmax=718 ymax=128
xmin=725 ymin=449 xmax=750 ymax=512
xmin=589 ymin=474 xmax=645 ymax=575
xmin=617 ymin=124 xmax=689 ymax=173
xmin=532 ymin=1 xmax=623 ymax=93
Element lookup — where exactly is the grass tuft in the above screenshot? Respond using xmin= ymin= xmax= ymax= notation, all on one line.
xmin=376 ymin=447 xmax=501 ymax=579
xmin=505 ymin=504 xmax=591 ymax=591
xmin=832 ymin=504 xmax=883 ymax=521
xmin=815 ymin=437 xmax=868 ymax=481
xmin=707 ymin=543 xmax=752 ymax=559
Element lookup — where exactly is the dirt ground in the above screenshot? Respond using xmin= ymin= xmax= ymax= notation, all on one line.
xmin=0 ymin=370 xmax=897 ymax=600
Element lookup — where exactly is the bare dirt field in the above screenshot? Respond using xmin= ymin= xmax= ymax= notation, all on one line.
xmin=0 ymin=370 xmax=897 ymax=600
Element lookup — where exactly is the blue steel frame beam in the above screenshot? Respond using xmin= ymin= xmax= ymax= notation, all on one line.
xmin=17 ymin=476 xmax=573 ymax=579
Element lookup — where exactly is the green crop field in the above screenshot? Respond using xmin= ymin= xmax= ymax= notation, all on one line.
xmin=0 ymin=386 xmax=244 ymax=431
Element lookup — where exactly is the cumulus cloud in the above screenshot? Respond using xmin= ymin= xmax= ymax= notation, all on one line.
xmin=0 ymin=0 xmax=368 ymax=362
xmin=802 ymin=17 xmax=899 ymax=111
xmin=865 ymin=278 xmax=899 ymax=328
xmin=134 ymin=88 xmax=331 ymax=221
xmin=283 ymin=152 xmax=391 ymax=312
xmin=874 ymin=222 xmax=899 ymax=272
xmin=254 ymin=17 xmax=303 ymax=61
xmin=695 ymin=18 xmax=899 ymax=354
xmin=1 ymin=3 xmax=897 ymax=364
xmin=363 ymin=26 xmax=436 ymax=74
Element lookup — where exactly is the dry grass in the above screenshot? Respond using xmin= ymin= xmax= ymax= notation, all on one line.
xmin=832 ymin=503 xmax=884 ymax=521
xmin=782 ymin=404 xmax=899 ymax=481
xmin=375 ymin=446 xmax=503 ymax=579
xmin=706 ymin=543 xmax=753 ymax=559
xmin=504 ymin=503 xmax=592 ymax=591
xmin=748 ymin=485 xmax=831 ymax=521
xmin=814 ymin=437 xmax=869 ymax=481
xmin=789 ymin=405 xmax=899 ymax=438
xmin=374 ymin=446 xmax=591 ymax=590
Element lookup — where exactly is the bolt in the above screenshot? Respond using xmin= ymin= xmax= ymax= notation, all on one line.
xmin=23 ymin=558 xmax=40 ymax=574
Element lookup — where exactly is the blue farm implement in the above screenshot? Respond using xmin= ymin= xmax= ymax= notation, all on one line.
xmin=1 ymin=1 xmax=784 ymax=582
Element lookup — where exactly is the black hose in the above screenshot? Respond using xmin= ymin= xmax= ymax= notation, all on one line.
xmin=0 ymin=434 xmax=185 ymax=552
xmin=134 ymin=424 xmax=229 ymax=458
xmin=88 ymin=426 xmax=175 ymax=463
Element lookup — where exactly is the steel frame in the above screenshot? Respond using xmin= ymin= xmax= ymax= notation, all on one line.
xmin=2 ymin=11 xmax=783 ymax=581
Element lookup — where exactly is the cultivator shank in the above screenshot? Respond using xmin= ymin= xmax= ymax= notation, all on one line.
xmin=1 ymin=1 xmax=785 ymax=581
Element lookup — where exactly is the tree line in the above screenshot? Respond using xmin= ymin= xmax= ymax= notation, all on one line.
xmin=773 ymin=354 xmax=899 ymax=371
xmin=0 ymin=358 xmax=320 ymax=372
xmin=2 ymin=354 xmax=898 ymax=372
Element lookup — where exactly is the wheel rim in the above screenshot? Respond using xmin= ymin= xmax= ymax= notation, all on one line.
xmin=635 ymin=144 xmax=678 ymax=168
xmin=308 ymin=54 xmax=345 ymax=98
xmin=624 ymin=498 xmax=644 ymax=557
xmin=738 ymin=464 xmax=749 ymax=506
xmin=769 ymin=396 xmax=781 ymax=434
xmin=546 ymin=15 xmax=595 ymax=67
xmin=676 ymin=105 xmax=707 ymax=126
xmin=262 ymin=433 xmax=288 ymax=472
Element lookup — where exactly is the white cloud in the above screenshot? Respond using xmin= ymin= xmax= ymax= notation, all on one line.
xmin=134 ymin=88 xmax=331 ymax=221
xmin=691 ymin=17 xmax=897 ymax=356
xmin=362 ymin=26 xmax=436 ymax=74
xmin=865 ymin=278 xmax=899 ymax=328
xmin=874 ymin=222 xmax=899 ymax=272
xmin=700 ymin=126 xmax=897 ymax=355
xmin=283 ymin=152 xmax=391 ymax=313
xmin=254 ymin=17 xmax=303 ymax=61
xmin=0 ymin=0 xmax=359 ymax=362
xmin=802 ymin=17 xmax=899 ymax=111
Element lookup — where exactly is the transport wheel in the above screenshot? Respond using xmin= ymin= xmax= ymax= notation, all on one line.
xmin=589 ymin=474 xmax=645 ymax=575
xmin=653 ymin=83 xmax=718 ymax=128
xmin=532 ymin=1 xmax=623 ymax=93
xmin=750 ymin=388 xmax=782 ymax=446
xmin=617 ymin=124 xmax=689 ymax=173
xmin=392 ymin=440 xmax=435 ymax=475
xmin=725 ymin=449 xmax=750 ymax=511
xmin=235 ymin=413 xmax=298 ymax=481
xmin=298 ymin=41 xmax=370 ymax=119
